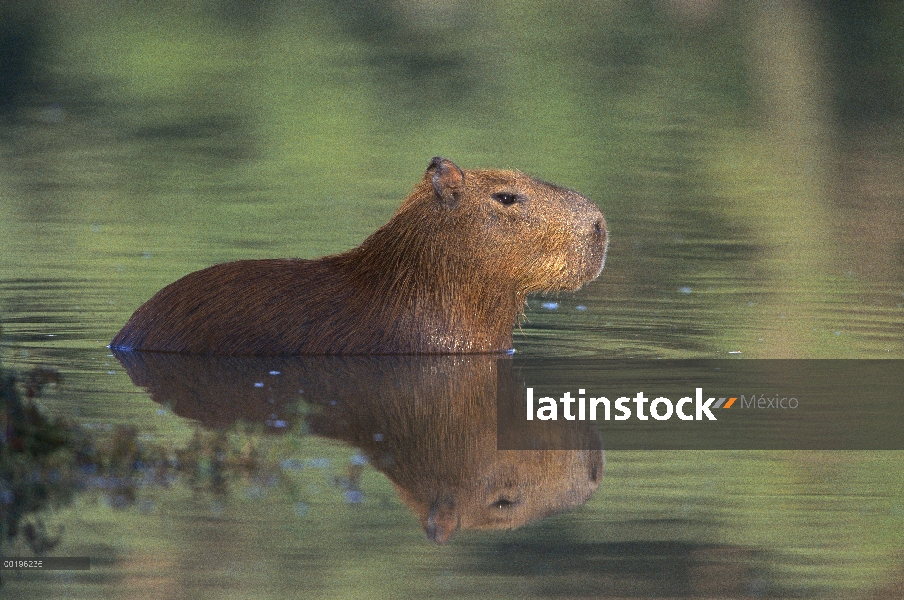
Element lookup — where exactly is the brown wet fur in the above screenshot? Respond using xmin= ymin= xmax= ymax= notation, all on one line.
xmin=111 ymin=158 xmax=608 ymax=355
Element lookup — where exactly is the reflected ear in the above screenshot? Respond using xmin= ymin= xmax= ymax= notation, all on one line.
xmin=426 ymin=495 xmax=460 ymax=544
xmin=426 ymin=156 xmax=464 ymax=209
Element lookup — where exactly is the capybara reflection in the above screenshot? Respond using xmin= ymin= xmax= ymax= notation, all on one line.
xmin=302 ymin=356 xmax=603 ymax=543
xmin=111 ymin=158 xmax=607 ymax=354
xmin=113 ymin=352 xmax=604 ymax=542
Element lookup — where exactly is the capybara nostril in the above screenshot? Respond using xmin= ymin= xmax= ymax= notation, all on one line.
xmin=591 ymin=463 xmax=602 ymax=483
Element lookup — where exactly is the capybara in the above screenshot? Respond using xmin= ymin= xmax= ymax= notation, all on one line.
xmin=111 ymin=157 xmax=607 ymax=355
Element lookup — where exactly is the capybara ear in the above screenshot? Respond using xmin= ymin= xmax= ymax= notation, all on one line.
xmin=427 ymin=157 xmax=464 ymax=209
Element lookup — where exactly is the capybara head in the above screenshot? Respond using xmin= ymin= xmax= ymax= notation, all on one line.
xmin=357 ymin=157 xmax=608 ymax=298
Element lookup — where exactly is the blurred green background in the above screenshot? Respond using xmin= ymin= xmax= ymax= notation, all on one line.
xmin=1 ymin=1 xmax=903 ymax=598
xmin=2 ymin=0 xmax=903 ymax=358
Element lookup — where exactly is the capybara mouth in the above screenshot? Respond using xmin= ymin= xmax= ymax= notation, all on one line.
xmin=562 ymin=215 xmax=608 ymax=291
xmin=587 ymin=217 xmax=609 ymax=280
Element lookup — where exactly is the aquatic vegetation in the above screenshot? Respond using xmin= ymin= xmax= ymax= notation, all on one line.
xmin=0 ymin=360 xmax=323 ymax=583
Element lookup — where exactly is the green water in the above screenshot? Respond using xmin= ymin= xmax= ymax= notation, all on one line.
xmin=1 ymin=1 xmax=903 ymax=598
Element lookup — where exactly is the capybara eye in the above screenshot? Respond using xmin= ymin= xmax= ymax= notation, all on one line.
xmin=491 ymin=497 xmax=517 ymax=509
xmin=492 ymin=192 xmax=518 ymax=205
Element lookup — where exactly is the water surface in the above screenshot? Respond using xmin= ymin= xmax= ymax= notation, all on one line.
xmin=1 ymin=2 xmax=903 ymax=598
